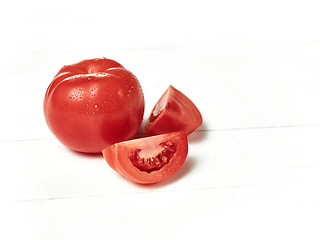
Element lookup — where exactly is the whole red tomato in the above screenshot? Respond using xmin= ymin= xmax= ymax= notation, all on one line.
xmin=44 ymin=58 xmax=145 ymax=153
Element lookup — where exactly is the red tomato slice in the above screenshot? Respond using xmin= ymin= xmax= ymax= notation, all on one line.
xmin=145 ymin=85 xmax=202 ymax=135
xmin=102 ymin=131 xmax=188 ymax=184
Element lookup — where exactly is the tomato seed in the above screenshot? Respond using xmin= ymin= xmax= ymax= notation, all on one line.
xmin=130 ymin=141 xmax=176 ymax=173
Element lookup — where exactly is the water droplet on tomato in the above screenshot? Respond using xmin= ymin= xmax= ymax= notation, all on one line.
xmin=69 ymin=88 xmax=84 ymax=101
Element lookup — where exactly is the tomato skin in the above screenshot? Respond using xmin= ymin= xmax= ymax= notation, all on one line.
xmin=102 ymin=131 xmax=188 ymax=184
xmin=44 ymin=58 xmax=145 ymax=153
xmin=145 ymin=85 xmax=202 ymax=135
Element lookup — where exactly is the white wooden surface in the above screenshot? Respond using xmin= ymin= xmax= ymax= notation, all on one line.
xmin=1 ymin=0 xmax=320 ymax=239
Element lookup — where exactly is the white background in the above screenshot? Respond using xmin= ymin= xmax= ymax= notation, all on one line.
xmin=1 ymin=0 xmax=320 ymax=239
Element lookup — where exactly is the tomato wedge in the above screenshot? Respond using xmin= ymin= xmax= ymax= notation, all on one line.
xmin=145 ymin=85 xmax=202 ymax=135
xmin=102 ymin=131 xmax=188 ymax=184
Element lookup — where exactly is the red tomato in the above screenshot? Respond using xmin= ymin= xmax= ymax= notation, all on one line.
xmin=44 ymin=58 xmax=145 ymax=153
xmin=145 ymin=85 xmax=202 ymax=135
xmin=102 ymin=131 xmax=188 ymax=184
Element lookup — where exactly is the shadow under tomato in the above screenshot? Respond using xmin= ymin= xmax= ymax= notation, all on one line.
xmin=135 ymin=156 xmax=197 ymax=188
xmin=69 ymin=149 xmax=104 ymax=160
xmin=188 ymin=122 xmax=208 ymax=144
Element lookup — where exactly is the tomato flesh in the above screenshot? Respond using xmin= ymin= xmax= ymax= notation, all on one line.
xmin=145 ymin=85 xmax=202 ymax=135
xmin=102 ymin=131 xmax=188 ymax=184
